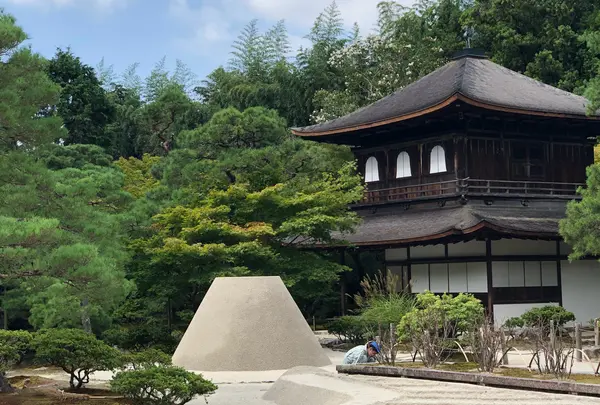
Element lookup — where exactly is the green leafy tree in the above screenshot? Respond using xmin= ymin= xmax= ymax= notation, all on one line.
xmin=312 ymin=0 xmax=465 ymax=122
xmin=560 ymin=164 xmax=600 ymax=259
xmin=464 ymin=0 xmax=599 ymax=92
xmin=0 ymin=10 xmax=65 ymax=150
xmin=116 ymin=107 xmax=362 ymax=345
xmin=0 ymin=146 xmax=134 ymax=333
xmin=45 ymin=48 xmax=115 ymax=147
xmin=115 ymin=154 xmax=161 ymax=198
xmin=34 ymin=328 xmax=123 ymax=390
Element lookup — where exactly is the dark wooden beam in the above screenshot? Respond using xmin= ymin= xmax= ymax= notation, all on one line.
xmin=556 ymin=240 xmax=563 ymax=307
xmin=340 ymin=249 xmax=347 ymax=316
xmin=406 ymin=246 xmax=412 ymax=293
xmin=486 ymin=238 xmax=494 ymax=317
xmin=386 ymin=254 xmax=574 ymax=266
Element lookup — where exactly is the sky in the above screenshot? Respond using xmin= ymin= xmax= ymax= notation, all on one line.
xmin=0 ymin=0 xmax=412 ymax=83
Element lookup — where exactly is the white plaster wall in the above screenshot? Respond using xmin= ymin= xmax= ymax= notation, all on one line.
xmin=448 ymin=263 xmax=467 ymax=292
xmin=388 ymin=266 xmax=404 ymax=292
xmin=447 ymin=240 xmax=486 ymax=257
xmin=561 ymin=260 xmax=600 ymax=324
xmin=492 ymin=239 xmax=555 ymax=256
xmin=466 ymin=262 xmax=487 ymax=292
xmin=411 ymin=264 xmax=429 ymax=293
xmin=560 ymin=242 xmax=573 ymax=256
xmin=385 ymin=248 xmax=407 ymax=261
xmin=410 ymin=244 xmax=445 ymax=259
xmin=429 ymin=263 xmax=448 ymax=292
xmin=494 ymin=303 xmax=558 ymax=326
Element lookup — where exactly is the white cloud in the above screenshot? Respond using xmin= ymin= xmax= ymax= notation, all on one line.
xmin=169 ymin=0 xmax=415 ymax=59
xmin=3 ymin=0 xmax=128 ymax=11
xmin=246 ymin=0 xmax=383 ymax=34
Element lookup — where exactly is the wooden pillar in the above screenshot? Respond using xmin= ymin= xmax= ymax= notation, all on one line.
xmin=340 ymin=249 xmax=347 ymax=316
xmin=556 ymin=240 xmax=563 ymax=307
xmin=486 ymin=238 xmax=494 ymax=318
xmin=406 ymin=246 xmax=412 ymax=293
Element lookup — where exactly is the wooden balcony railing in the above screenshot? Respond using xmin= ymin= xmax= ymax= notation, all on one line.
xmin=360 ymin=178 xmax=584 ymax=205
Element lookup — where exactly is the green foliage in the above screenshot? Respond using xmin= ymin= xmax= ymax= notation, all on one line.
xmin=398 ymin=291 xmax=484 ymax=341
xmin=561 ymin=164 xmax=600 ymax=259
xmin=503 ymin=317 xmax=525 ymax=329
xmin=520 ymin=306 xmax=575 ymax=330
xmin=311 ymin=0 xmax=465 ymax=123
xmin=33 ymin=328 xmax=123 ymax=390
xmin=0 ymin=145 xmax=134 ymax=333
xmin=464 ymin=0 xmax=599 ymax=92
xmin=123 ymin=106 xmax=362 ymax=336
xmin=360 ymin=293 xmax=415 ymax=327
xmin=115 ymin=154 xmax=161 ymax=198
xmin=111 ymin=366 xmax=217 ymax=405
xmin=327 ymin=316 xmax=369 ymax=344
xmin=354 ymin=270 xmax=415 ymax=327
xmin=0 ymin=330 xmax=30 ymax=372
xmin=46 ymin=48 xmax=115 ymax=147
xmin=0 ymin=10 xmax=65 ymax=150
xmin=0 ymin=330 xmax=25 ymax=392
xmin=121 ymin=348 xmax=172 ymax=370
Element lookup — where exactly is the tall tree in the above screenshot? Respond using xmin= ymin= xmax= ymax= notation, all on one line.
xmin=464 ymin=0 xmax=599 ymax=92
xmin=311 ymin=0 xmax=465 ymax=122
xmin=0 ymin=11 xmax=65 ymax=150
xmin=46 ymin=48 xmax=115 ymax=147
xmin=113 ymin=107 xmax=362 ymax=345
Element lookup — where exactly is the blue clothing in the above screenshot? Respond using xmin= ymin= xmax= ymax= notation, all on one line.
xmin=342 ymin=344 xmax=377 ymax=365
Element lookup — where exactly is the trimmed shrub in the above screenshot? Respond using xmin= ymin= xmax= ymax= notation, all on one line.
xmin=111 ymin=366 xmax=217 ymax=405
xmin=121 ymin=348 xmax=172 ymax=370
xmin=33 ymin=328 xmax=123 ymax=390
xmin=521 ymin=306 xmax=575 ymax=332
xmin=0 ymin=330 xmax=32 ymax=364
xmin=327 ymin=316 xmax=368 ymax=344
xmin=0 ymin=331 xmax=30 ymax=393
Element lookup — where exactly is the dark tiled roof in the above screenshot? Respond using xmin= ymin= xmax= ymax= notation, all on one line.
xmin=334 ymin=201 xmax=565 ymax=246
xmin=293 ymin=56 xmax=594 ymax=136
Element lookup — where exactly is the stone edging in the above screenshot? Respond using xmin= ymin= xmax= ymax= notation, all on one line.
xmin=336 ymin=365 xmax=600 ymax=397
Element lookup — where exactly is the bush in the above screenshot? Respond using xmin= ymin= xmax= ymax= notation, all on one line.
xmin=398 ymin=292 xmax=484 ymax=341
xmin=0 ymin=331 xmax=30 ymax=393
xmin=111 ymin=366 xmax=217 ymax=405
xmin=327 ymin=316 xmax=368 ymax=344
xmin=0 ymin=330 xmax=32 ymax=364
xmin=122 ymin=348 xmax=172 ymax=370
xmin=103 ymin=325 xmax=178 ymax=353
xmin=33 ymin=328 xmax=123 ymax=390
xmin=521 ymin=306 xmax=575 ymax=332
xmin=503 ymin=317 xmax=525 ymax=329
xmin=398 ymin=292 xmax=484 ymax=368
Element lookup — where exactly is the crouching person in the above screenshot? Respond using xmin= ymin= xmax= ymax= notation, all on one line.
xmin=342 ymin=341 xmax=380 ymax=365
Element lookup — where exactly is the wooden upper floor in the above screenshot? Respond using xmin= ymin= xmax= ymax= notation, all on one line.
xmin=292 ymin=50 xmax=600 ymax=206
xmin=356 ymin=129 xmax=593 ymax=205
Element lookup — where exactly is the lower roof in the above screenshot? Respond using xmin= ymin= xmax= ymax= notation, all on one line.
xmin=331 ymin=200 xmax=566 ymax=247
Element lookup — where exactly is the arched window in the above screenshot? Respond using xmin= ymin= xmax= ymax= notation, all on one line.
xmin=365 ymin=156 xmax=380 ymax=182
xmin=396 ymin=151 xmax=411 ymax=178
xmin=430 ymin=145 xmax=447 ymax=174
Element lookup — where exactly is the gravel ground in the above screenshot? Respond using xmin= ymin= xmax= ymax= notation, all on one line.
xmin=201 ymin=364 xmax=600 ymax=405
xmin=355 ymin=374 xmax=600 ymax=405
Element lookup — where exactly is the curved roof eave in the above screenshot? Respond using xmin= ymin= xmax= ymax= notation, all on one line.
xmin=312 ymin=219 xmax=559 ymax=249
xmin=292 ymin=93 xmax=599 ymax=138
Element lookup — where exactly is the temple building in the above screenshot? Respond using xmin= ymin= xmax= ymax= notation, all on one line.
xmin=292 ymin=49 xmax=600 ymax=324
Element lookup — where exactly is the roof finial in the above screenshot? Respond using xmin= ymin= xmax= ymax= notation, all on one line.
xmin=464 ymin=27 xmax=474 ymax=49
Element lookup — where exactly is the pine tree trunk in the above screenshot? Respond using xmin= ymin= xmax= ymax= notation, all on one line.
xmin=0 ymin=373 xmax=15 ymax=393
xmin=80 ymin=299 xmax=92 ymax=334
